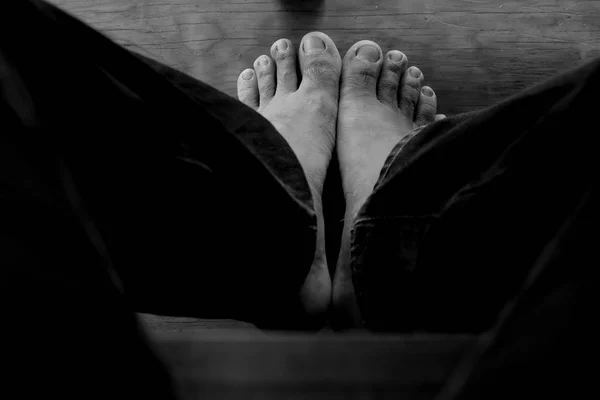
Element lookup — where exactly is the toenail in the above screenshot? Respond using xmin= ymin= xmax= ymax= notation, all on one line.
xmin=277 ymin=40 xmax=288 ymax=51
xmin=242 ymin=70 xmax=253 ymax=80
xmin=304 ymin=36 xmax=325 ymax=54
xmin=259 ymin=56 xmax=269 ymax=66
xmin=389 ymin=52 xmax=404 ymax=62
xmin=422 ymin=87 xmax=433 ymax=96
xmin=410 ymin=67 xmax=421 ymax=78
xmin=356 ymin=45 xmax=380 ymax=62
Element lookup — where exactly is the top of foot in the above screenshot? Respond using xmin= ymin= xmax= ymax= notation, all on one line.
xmin=337 ymin=40 xmax=445 ymax=218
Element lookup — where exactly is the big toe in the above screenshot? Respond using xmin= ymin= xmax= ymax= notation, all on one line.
xmin=298 ymin=32 xmax=342 ymax=94
xmin=340 ymin=40 xmax=384 ymax=99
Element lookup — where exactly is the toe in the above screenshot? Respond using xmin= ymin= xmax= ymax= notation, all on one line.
xmin=377 ymin=50 xmax=408 ymax=107
xmin=297 ymin=31 xmax=342 ymax=93
xmin=253 ymin=54 xmax=276 ymax=106
xmin=340 ymin=40 xmax=384 ymax=99
xmin=398 ymin=66 xmax=424 ymax=121
xmin=237 ymin=68 xmax=259 ymax=110
xmin=270 ymin=38 xmax=298 ymax=94
xmin=414 ymin=86 xmax=437 ymax=127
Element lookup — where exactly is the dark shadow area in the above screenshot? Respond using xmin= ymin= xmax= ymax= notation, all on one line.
xmin=279 ymin=0 xmax=326 ymax=30
xmin=323 ymin=151 xmax=345 ymax=277
xmin=279 ymin=0 xmax=325 ymax=13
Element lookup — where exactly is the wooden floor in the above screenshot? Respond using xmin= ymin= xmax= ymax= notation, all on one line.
xmin=48 ymin=0 xmax=600 ymax=115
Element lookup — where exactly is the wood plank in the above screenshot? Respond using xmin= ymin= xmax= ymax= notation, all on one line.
xmin=148 ymin=330 xmax=482 ymax=400
xmin=47 ymin=0 xmax=600 ymax=115
xmin=139 ymin=312 xmax=260 ymax=333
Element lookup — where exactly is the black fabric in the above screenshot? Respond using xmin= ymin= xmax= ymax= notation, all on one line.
xmin=437 ymin=180 xmax=598 ymax=400
xmin=1 ymin=0 xmax=318 ymax=326
xmin=352 ymin=55 xmax=600 ymax=334
xmin=351 ymin=52 xmax=600 ymax=400
xmin=2 ymin=1 xmax=318 ymax=399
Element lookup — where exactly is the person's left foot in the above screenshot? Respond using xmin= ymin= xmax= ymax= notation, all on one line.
xmin=333 ymin=41 xmax=445 ymax=330
xmin=237 ymin=32 xmax=342 ymax=326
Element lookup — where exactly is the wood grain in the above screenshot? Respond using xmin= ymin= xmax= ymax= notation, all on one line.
xmin=47 ymin=0 xmax=600 ymax=115
xmin=138 ymin=312 xmax=260 ymax=333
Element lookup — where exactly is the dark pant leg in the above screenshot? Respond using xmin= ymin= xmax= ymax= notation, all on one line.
xmin=437 ymin=180 xmax=598 ymax=400
xmin=351 ymin=55 xmax=600 ymax=398
xmin=1 ymin=0 xmax=317 ymax=328
xmin=2 ymin=0 xmax=317 ymax=397
xmin=351 ymin=55 xmax=600 ymax=333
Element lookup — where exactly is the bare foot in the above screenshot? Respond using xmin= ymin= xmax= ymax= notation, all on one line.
xmin=237 ymin=32 xmax=342 ymax=326
xmin=333 ymin=41 xmax=445 ymax=329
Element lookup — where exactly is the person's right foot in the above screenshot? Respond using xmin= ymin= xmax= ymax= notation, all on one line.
xmin=332 ymin=40 xmax=445 ymax=329
xmin=237 ymin=32 xmax=342 ymax=328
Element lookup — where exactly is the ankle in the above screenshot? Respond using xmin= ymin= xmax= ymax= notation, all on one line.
xmin=345 ymin=198 xmax=368 ymax=224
